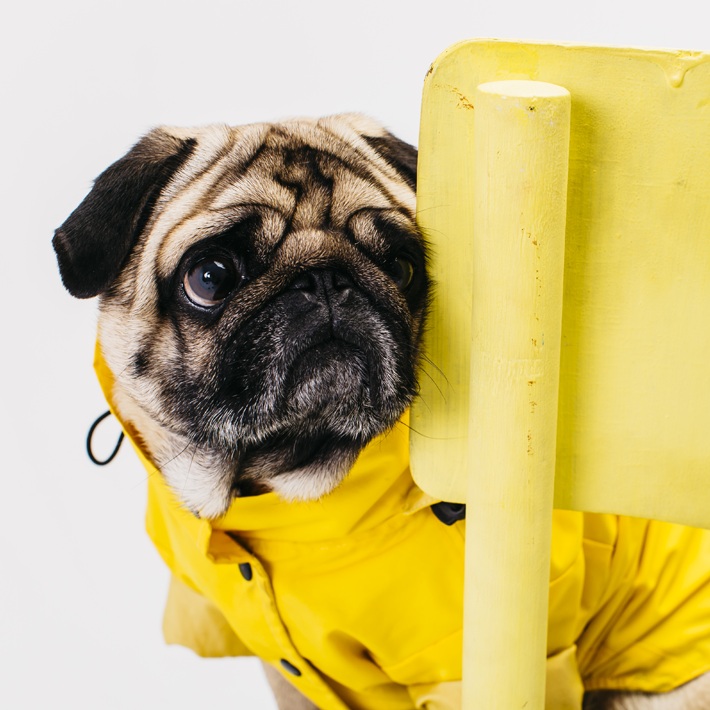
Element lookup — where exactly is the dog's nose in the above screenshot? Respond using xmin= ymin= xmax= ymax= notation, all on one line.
xmin=288 ymin=269 xmax=354 ymax=305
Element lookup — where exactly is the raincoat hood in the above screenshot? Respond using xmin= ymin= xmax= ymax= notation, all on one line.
xmin=94 ymin=345 xmax=710 ymax=710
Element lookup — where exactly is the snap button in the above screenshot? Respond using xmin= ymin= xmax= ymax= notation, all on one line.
xmin=238 ymin=563 xmax=253 ymax=581
xmin=431 ymin=501 xmax=466 ymax=525
xmin=280 ymin=659 xmax=302 ymax=676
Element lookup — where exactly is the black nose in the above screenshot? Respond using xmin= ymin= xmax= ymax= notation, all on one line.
xmin=288 ymin=269 xmax=355 ymax=305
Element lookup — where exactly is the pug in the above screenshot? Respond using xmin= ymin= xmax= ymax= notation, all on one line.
xmin=54 ymin=115 xmax=426 ymax=517
xmin=53 ymin=115 xmax=709 ymax=710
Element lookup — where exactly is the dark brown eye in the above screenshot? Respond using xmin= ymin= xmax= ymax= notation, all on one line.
xmin=390 ymin=257 xmax=415 ymax=291
xmin=184 ymin=258 xmax=238 ymax=307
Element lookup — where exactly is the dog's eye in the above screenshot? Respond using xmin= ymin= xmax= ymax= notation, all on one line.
xmin=184 ymin=258 xmax=238 ymax=307
xmin=389 ymin=257 xmax=415 ymax=291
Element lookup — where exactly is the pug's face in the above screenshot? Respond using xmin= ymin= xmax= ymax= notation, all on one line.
xmin=54 ymin=115 xmax=428 ymax=518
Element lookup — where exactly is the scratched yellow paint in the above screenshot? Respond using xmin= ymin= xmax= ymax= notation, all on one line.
xmin=411 ymin=40 xmax=710 ymax=530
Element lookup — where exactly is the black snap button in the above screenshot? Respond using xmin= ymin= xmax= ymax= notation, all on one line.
xmin=238 ymin=563 xmax=253 ymax=581
xmin=280 ymin=659 xmax=302 ymax=676
xmin=431 ymin=501 xmax=466 ymax=526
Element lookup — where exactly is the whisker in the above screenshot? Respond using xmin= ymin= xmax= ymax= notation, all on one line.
xmin=182 ymin=444 xmax=198 ymax=495
xmin=395 ymin=418 xmax=461 ymax=441
xmin=421 ymin=355 xmax=451 ymax=386
xmin=415 ymin=204 xmax=450 ymax=216
xmin=113 ymin=364 xmax=132 ymax=383
xmin=412 ymin=392 xmax=432 ymax=413
xmin=130 ymin=437 xmax=195 ymax=491
xmin=418 ymin=368 xmax=447 ymax=403
xmin=417 ymin=226 xmax=450 ymax=240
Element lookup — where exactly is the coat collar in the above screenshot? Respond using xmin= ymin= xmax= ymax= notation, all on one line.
xmin=94 ymin=342 xmax=437 ymax=549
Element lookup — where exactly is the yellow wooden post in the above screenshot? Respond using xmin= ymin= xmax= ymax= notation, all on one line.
xmin=463 ymin=81 xmax=570 ymax=710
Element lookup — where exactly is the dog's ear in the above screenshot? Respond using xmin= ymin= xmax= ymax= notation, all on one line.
xmin=363 ymin=131 xmax=418 ymax=190
xmin=53 ymin=129 xmax=196 ymax=298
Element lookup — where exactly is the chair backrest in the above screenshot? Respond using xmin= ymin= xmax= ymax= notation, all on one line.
xmin=411 ymin=39 xmax=710 ymax=529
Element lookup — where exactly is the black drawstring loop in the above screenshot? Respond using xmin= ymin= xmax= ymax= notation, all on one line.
xmin=87 ymin=410 xmax=125 ymax=466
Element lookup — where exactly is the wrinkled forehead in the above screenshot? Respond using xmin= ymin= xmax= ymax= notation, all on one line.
xmin=143 ymin=121 xmax=417 ymax=279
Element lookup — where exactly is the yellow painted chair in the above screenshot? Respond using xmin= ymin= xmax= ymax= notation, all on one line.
xmin=410 ymin=40 xmax=710 ymax=710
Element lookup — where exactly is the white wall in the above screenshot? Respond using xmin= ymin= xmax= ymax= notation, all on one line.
xmin=2 ymin=1 xmax=707 ymax=708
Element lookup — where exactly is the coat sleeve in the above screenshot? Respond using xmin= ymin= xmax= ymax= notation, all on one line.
xmin=163 ymin=574 xmax=255 ymax=658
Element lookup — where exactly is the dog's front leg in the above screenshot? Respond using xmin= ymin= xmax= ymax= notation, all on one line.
xmin=261 ymin=661 xmax=322 ymax=710
xmin=583 ymin=672 xmax=710 ymax=710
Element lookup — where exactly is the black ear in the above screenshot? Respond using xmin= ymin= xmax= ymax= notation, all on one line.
xmin=53 ymin=129 xmax=196 ymax=298
xmin=363 ymin=132 xmax=418 ymax=191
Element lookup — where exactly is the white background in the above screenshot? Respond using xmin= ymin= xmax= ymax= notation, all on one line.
xmin=1 ymin=1 xmax=707 ymax=708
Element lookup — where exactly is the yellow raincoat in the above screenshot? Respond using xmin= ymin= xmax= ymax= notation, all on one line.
xmin=95 ymin=348 xmax=710 ymax=710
